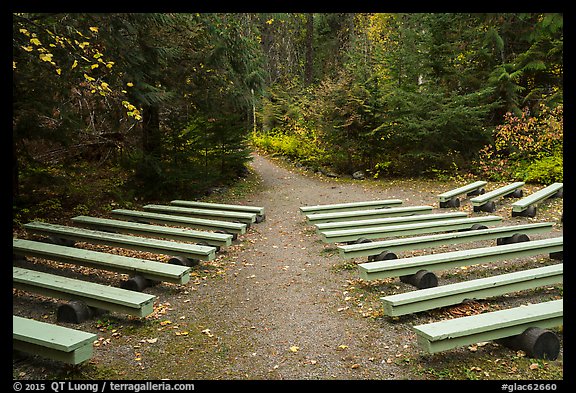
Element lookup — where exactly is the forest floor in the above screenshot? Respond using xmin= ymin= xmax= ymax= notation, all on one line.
xmin=12 ymin=152 xmax=564 ymax=384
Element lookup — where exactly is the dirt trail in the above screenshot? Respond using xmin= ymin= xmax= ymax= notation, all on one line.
xmin=192 ymin=153 xmax=419 ymax=379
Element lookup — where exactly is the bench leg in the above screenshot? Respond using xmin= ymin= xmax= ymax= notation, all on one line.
xmin=473 ymin=201 xmax=496 ymax=213
xmin=255 ymin=214 xmax=266 ymax=223
xmin=440 ymin=197 xmax=460 ymax=208
xmin=504 ymin=189 xmax=523 ymax=198
xmin=347 ymin=237 xmax=372 ymax=246
xmin=368 ymin=250 xmax=397 ymax=262
xmin=121 ymin=275 xmax=153 ymax=292
xmin=168 ymin=256 xmax=200 ymax=267
xmin=399 ymin=270 xmax=438 ymax=289
xmin=512 ymin=205 xmax=537 ymax=218
xmin=496 ymin=233 xmax=530 ymax=245
xmin=57 ymin=300 xmax=95 ymax=323
xmin=48 ymin=236 xmax=76 ymax=247
xmin=550 ymin=251 xmax=563 ymax=260
xmin=497 ymin=327 xmax=560 ymax=360
xmin=466 ymin=188 xmax=485 ymax=197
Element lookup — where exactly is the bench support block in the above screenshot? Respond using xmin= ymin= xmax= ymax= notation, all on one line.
xmin=512 ymin=205 xmax=537 ymax=218
xmin=497 ymin=327 xmax=560 ymax=360
xmin=496 ymin=233 xmax=530 ymax=245
xmin=473 ymin=201 xmax=496 ymax=213
xmin=400 ymin=270 xmax=438 ymax=289
xmin=439 ymin=197 xmax=460 ymax=208
xmin=57 ymin=300 xmax=106 ymax=323
xmin=168 ymin=256 xmax=200 ymax=267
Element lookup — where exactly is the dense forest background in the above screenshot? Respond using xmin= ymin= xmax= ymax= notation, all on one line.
xmin=12 ymin=13 xmax=563 ymax=223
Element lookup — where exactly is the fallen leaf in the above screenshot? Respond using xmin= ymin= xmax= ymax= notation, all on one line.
xmin=337 ymin=345 xmax=348 ymax=350
xmin=529 ymin=363 xmax=540 ymax=370
xmin=289 ymin=345 xmax=300 ymax=353
xmin=351 ymin=363 xmax=360 ymax=369
xmin=146 ymin=338 xmax=158 ymax=344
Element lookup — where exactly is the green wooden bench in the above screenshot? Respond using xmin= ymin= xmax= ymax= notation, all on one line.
xmin=320 ymin=215 xmax=503 ymax=244
xmin=23 ymin=221 xmax=216 ymax=262
xmin=381 ymin=263 xmax=563 ymax=317
xmin=470 ymin=181 xmax=525 ymax=212
xmin=412 ymin=299 xmax=563 ymax=359
xmin=13 ymin=238 xmax=191 ymax=289
xmin=13 ymin=267 xmax=156 ymax=319
xmin=357 ymin=236 xmax=563 ymax=283
xmin=13 ymin=315 xmax=97 ymax=365
xmin=306 ymin=205 xmax=434 ymax=225
xmin=511 ymin=182 xmax=563 ymax=218
xmin=300 ymin=199 xmax=403 ymax=215
xmin=110 ymin=209 xmax=247 ymax=236
xmin=315 ymin=211 xmax=468 ymax=232
xmin=143 ymin=204 xmax=257 ymax=224
xmin=170 ymin=200 xmax=266 ymax=222
xmin=71 ymin=215 xmax=233 ymax=248
xmin=338 ymin=222 xmax=554 ymax=260
xmin=438 ymin=180 xmax=487 ymax=208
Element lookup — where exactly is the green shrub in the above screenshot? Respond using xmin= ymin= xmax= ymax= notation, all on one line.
xmin=519 ymin=153 xmax=563 ymax=184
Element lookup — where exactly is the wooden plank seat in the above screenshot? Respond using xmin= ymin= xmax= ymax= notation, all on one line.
xmin=13 ymin=238 xmax=191 ymax=287
xmin=357 ymin=236 xmax=563 ymax=284
xmin=511 ymin=182 xmax=563 ymax=218
xmin=320 ymin=215 xmax=503 ymax=244
xmin=71 ymin=215 xmax=233 ymax=248
xmin=306 ymin=205 xmax=434 ymax=225
xmin=23 ymin=221 xmax=216 ymax=262
xmin=412 ymin=299 xmax=563 ymax=359
xmin=338 ymin=222 xmax=554 ymax=260
xmin=300 ymin=199 xmax=403 ymax=215
xmin=315 ymin=211 xmax=468 ymax=232
xmin=381 ymin=263 xmax=563 ymax=317
xmin=13 ymin=267 xmax=156 ymax=319
xmin=143 ymin=204 xmax=257 ymax=224
xmin=438 ymin=180 xmax=488 ymax=208
xmin=170 ymin=200 xmax=266 ymax=222
xmin=110 ymin=209 xmax=247 ymax=236
xmin=470 ymin=181 xmax=525 ymax=212
xmin=13 ymin=315 xmax=98 ymax=365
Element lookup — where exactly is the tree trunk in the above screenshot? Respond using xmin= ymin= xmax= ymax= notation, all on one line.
xmin=142 ymin=104 xmax=161 ymax=157
xmin=305 ymin=13 xmax=314 ymax=85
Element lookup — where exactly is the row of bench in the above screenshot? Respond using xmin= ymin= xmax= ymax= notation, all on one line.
xmin=437 ymin=181 xmax=563 ymax=217
xmin=13 ymin=200 xmax=265 ymax=365
xmin=299 ymin=198 xmax=563 ymax=359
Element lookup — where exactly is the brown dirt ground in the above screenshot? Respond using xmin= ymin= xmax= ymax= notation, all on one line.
xmin=13 ymin=152 xmax=564 ymax=382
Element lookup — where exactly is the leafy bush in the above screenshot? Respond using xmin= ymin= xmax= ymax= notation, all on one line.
xmin=520 ymin=153 xmax=563 ymax=184
xmin=475 ymin=104 xmax=563 ymax=183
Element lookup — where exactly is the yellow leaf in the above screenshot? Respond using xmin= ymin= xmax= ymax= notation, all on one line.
xmin=126 ymin=82 xmax=134 ymax=87
xmin=13 ymin=61 xmax=16 ymax=70
xmin=337 ymin=345 xmax=348 ymax=350
xmin=39 ymin=53 xmax=53 ymax=62
xmin=19 ymin=28 xmax=29 ymax=36
xmin=84 ymin=73 xmax=95 ymax=82
xmin=56 ymin=68 xmax=61 ymax=75
xmin=30 ymin=37 xmax=41 ymax=46
xmin=90 ymin=63 xmax=99 ymax=70
xmin=89 ymin=26 xmax=99 ymax=33
xmin=71 ymin=60 xmax=78 ymax=69
xmin=21 ymin=46 xmax=33 ymax=52
xmin=160 ymin=320 xmax=172 ymax=326
xmin=289 ymin=345 xmax=299 ymax=353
